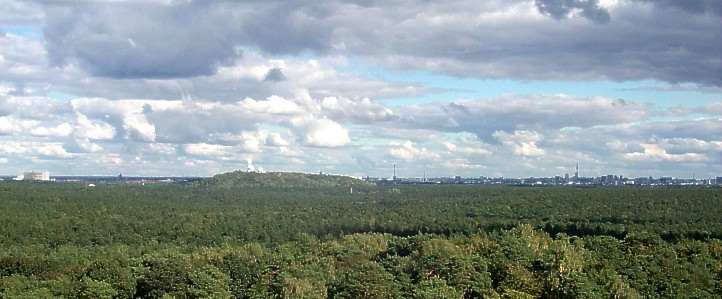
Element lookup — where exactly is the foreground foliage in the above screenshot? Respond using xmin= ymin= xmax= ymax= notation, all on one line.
xmin=0 ymin=182 xmax=720 ymax=298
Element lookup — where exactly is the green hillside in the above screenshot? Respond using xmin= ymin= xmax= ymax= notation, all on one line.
xmin=194 ymin=170 xmax=371 ymax=189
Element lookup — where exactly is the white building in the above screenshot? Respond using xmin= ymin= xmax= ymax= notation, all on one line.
xmin=22 ymin=171 xmax=50 ymax=181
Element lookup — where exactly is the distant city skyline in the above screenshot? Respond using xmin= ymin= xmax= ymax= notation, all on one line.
xmin=3 ymin=171 xmax=721 ymax=189
xmin=0 ymin=1 xmax=720 ymax=178
xmin=2 ymin=166 xmax=720 ymax=183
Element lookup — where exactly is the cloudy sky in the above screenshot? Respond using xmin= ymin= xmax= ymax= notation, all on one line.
xmin=0 ymin=0 xmax=720 ymax=178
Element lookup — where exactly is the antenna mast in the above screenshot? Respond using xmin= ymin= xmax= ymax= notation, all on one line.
xmin=393 ymin=163 xmax=397 ymax=181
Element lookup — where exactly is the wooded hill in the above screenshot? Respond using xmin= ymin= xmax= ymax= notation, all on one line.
xmin=193 ymin=170 xmax=371 ymax=189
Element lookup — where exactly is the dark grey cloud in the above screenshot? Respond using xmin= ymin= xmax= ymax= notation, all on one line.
xmin=39 ymin=1 xmax=337 ymax=79
xmin=146 ymin=105 xmax=261 ymax=144
xmin=43 ymin=1 xmax=242 ymax=78
xmin=368 ymin=1 xmax=720 ymax=86
xmin=628 ymin=118 xmax=722 ymax=141
xmin=33 ymin=0 xmax=721 ymax=86
xmin=638 ymin=0 xmax=722 ymax=16
xmin=535 ymin=0 xmax=611 ymax=23
xmin=398 ymin=95 xmax=650 ymax=141
xmin=263 ymin=67 xmax=287 ymax=82
xmin=240 ymin=2 xmax=334 ymax=55
xmin=1 ymin=28 xmax=432 ymax=103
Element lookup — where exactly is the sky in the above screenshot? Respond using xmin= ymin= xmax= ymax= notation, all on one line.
xmin=0 ymin=0 xmax=720 ymax=178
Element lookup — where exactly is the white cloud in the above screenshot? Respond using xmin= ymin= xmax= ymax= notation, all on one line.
xmin=389 ymin=140 xmax=439 ymax=161
xmin=122 ymin=112 xmax=156 ymax=142
xmin=624 ymin=143 xmax=708 ymax=162
xmin=321 ymin=96 xmax=396 ymax=123
xmin=239 ymin=95 xmax=303 ymax=115
xmin=30 ymin=122 xmax=73 ymax=137
xmin=0 ymin=141 xmax=72 ymax=159
xmin=657 ymin=138 xmax=722 ymax=154
xmin=238 ymin=131 xmax=265 ymax=153
xmin=0 ymin=87 xmax=720 ymax=177
xmin=266 ymin=132 xmax=289 ymax=146
xmin=493 ymin=130 xmax=545 ymax=157
xmin=0 ymin=116 xmax=36 ymax=135
xmin=442 ymin=158 xmax=485 ymax=170
xmin=443 ymin=137 xmax=492 ymax=157
xmin=68 ymin=138 xmax=103 ymax=153
xmin=294 ymin=117 xmax=350 ymax=147
xmin=99 ymin=153 xmax=123 ymax=166
xmin=275 ymin=146 xmax=303 ymax=157
xmin=397 ymin=95 xmax=651 ymax=141
xmin=183 ymin=143 xmax=230 ymax=157
xmin=145 ymin=143 xmax=177 ymax=155
xmin=75 ymin=113 xmax=116 ymax=140
xmin=35 ymin=143 xmax=73 ymax=158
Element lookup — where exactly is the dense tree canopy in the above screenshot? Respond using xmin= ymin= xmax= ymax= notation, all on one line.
xmin=0 ymin=179 xmax=720 ymax=298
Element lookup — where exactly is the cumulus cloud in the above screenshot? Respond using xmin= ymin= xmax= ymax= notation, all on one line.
xmin=399 ymin=95 xmax=649 ymax=140
xmin=0 ymin=141 xmax=73 ymax=159
xmin=321 ymin=96 xmax=396 ymax=123
xmin=65 ymin=138 xmax=103 ymax=153
xmin=657 ymin=138 xmax=722 ymax=155
xmin=263 ymin=67 xmax=287 ymax=82
xmin=71 ymin=98 xmax=168 ymax=142
xmin=267 ymin=132 xmax=289 ymax=147
xmin=29 ymin=122 xmax=73 ymax=137
xmin=2 ymin=82 xmax=720 ymax=177
xmin=443 ymin=141 xmax=492 ymax=157
xmin=0 ymin=116 xmax=36 ymax=135
xmin=240 ymin=95 xmax=304 ymax=115
xmin=493 ymin=130 xmax=546 ymax=157
xmin=293 ymin=117 xmax=351 ymax=148
xmin=183 ymin=143 xmax=230 ymax=157
xmin=75 ymin=113 xmax=116 ymax=140
xmin=624 ymin=143 xmax=708 ymax=162
xmin=389 ymin=140 xmax=440 ymax=161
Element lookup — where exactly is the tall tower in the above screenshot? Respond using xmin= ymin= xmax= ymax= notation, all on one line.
xmin=393 ymin=163 xmax=397 ymax=181
xmin=574 ymin=162 xmax=579 ymax=180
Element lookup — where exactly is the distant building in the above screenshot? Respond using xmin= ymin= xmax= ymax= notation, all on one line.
xmin=22 ymin=171 xmax=50 ymax=181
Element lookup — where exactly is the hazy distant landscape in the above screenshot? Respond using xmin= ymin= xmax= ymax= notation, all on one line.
xmin=1 ymin=172 xmax=720 ymax=298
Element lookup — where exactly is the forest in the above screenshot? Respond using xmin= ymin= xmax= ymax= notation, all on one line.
xmin=0 ymin=172 xmax=720 ymax=298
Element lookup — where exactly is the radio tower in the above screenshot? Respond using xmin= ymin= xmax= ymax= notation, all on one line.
xmin=393 ymin=163 xmax=397 ymax=181
xmin=574 ymin=161 xmax=579 ymax=180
